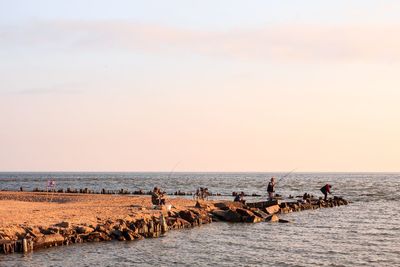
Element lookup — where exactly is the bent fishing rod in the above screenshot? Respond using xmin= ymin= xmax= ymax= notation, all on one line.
xmin=167 ymin=161 xmax=181 ymax=179
xmin=276 ymin=168 xmax=298 ymax=184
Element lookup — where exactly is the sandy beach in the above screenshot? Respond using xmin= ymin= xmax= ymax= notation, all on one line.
xmin=0 ymin=192 xmax=197 ymax=230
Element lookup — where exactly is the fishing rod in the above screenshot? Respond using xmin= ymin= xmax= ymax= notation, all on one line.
xmin=278 ymin=168 xmax=298 ymax=183
xmin=167 ymin=161 xmax=181 ymax=179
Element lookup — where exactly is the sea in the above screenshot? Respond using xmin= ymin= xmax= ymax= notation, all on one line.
xmin=0 ymin=172 xmax=399 ymax=267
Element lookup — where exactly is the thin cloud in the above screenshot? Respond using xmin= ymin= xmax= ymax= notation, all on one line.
xmin=2 ymin=20 xmax=400 ymax=63
xmin=17 ymin=88 xmax=82 ymax=95
xmin=2 ymin=83 xmax=84 ymax=96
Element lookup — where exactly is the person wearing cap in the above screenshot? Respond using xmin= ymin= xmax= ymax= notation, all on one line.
xmin=267 ymin=177 xmax=276 ymax=201
xmin=320 ymin=184 xmax=332 ymax=201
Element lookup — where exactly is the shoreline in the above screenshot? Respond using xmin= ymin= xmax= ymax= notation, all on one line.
xmin=0 ymin=191 xmax=348 ymax=255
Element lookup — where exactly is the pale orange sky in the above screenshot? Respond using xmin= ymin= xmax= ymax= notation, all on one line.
xmin=1 ymin=1 xmax=399 ymax=172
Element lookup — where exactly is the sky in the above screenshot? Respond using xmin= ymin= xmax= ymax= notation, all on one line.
xmin=1 ymin=0 xmax=400 ymax=172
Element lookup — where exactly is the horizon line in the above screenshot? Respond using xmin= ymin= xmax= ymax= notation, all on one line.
xmin=0 ymin=170 xmax=399 ymax=174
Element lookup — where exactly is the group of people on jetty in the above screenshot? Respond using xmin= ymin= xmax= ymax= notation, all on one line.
xmin=152 ymin=177 xmax=333 ymax=207
xmin=151 ymin=186 xmax=211 ymax=206
xmin=234 ymin=176 xmax=333 ymax=203
xmin=267 ymin=177 xmax=332 ymax=201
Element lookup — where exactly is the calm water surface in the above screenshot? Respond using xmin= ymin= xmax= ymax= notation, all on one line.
xmin=0 ymin=172 xmax=399 ymax=266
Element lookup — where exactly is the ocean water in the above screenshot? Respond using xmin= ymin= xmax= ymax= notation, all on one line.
xmin=0 ymin=172 xmax=399 ymax=267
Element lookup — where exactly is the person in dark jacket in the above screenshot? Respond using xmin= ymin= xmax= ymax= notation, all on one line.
xmin=267 ymin=177 xmax=276 ymax=200
xmin=151 ymin=187 xmax=166 ymax=205
xmin=234 ymin=192 xmax=245 ymax=204
xmin=320 ymin=184 xmax=332 ymax=201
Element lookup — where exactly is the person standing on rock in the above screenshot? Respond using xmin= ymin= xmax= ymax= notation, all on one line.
xmin=320 ymin=184 xmax=332 ymax=201
xmin=267 ymin=177 xmax=276 ymax=201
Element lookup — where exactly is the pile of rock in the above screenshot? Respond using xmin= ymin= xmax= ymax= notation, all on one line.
xmin=0 ymin=196 xmax=350 ymax=255
xmin=0 ymin=207 xmax=212 ymax=254
xmin=210 ymin=201 xmax=283 ymax=223
xmin=279 ymin=196 xmax=349 ymax=214
xmin=210 ymin=196 xmax=349 ymax=223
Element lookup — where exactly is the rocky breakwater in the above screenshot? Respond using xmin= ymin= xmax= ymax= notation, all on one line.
xmin=210 ymin=196 xmax=349 ymax=223
xmin=0 ymin=205 xmax=212 ymax=255
xmin=0 ymin=195 xmax=349 ymax=255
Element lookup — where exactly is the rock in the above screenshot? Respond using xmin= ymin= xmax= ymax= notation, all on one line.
xmin=211 ymin=209 xmax=242 ymax=223
xmin=95 ymin=224 xmax=109 ymax=233
xmin=168 ymin=210 xmax=178 ymax=217
xmin=280 ymin=207 xmax=291 ymax=214
xmin=235 ymin=208 xmax=263 ymax=223
xmin=264 ymin=204 xmax=280 ymax=215
xmin=85 ymin=232 xmax=110 ymax=242
xmin=134 ymin=219 xmax=148 ymax=234
xmin=246 ymin=215 xmax=263 ymax=223
xmin=33 ymin=234 xmax=65 ymax=249
xmin=166 ymin=217 xmax=191 ymax=229
xmin=75 ymin=226 xmax=93 ymax=234
xmin=178 ymin=210 xmax=198 ymax=224
xmin=290 ymin=203 xmax=300 ymax=212
xmin=176 ymin=218 xmax=192 ymax=229
xmin=24 ymin=227 xmax=42 ymax=238
xmin=110 ymin=229 xmax=123 ymax=239
xmin=124 ymin=229 xmax=141 ymax=241
xmin=59 ymin=228 xmax=74 ymax=236
xmin=236 ymin=208 xmax=255 ymax=218
xmin=195 ymin=201 xmax=212 ymax=211
xmin=55 ymin=221 xmax=70 ymax=228
xmin=280 ymin=202 xmax=288 ymax=209
xmin=250 ymin=208 xmax=270 ymax=219
xmin=190 ymin=208 xmax=211 ymax=224
xmin=246 ymin=200 xmax=279 ymax=209
xmin=214 ymin=201 xmax=244 ymax=210
xmin=70 ymin=234 xmax=83 ymax=243
xmin=39 ymin=227 xmax=58 ymax=235
xmin=85 ymin=232 xmax=100 ymax=242
xmin=265 ymin=214 xmax=279 ymax=223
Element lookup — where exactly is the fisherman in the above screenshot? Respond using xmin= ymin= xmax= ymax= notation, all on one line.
xmin=194 ymin=187 xmax=210 ymax=200
xmin=267 ymin=177 xmax=276 ymax=201
xmin=202 ymin=188 xmax=210 ymax=200
xmin=151 ymin=187 xmax=161 ymax=205
xmin=151 ymin=187 xmax=166 ymax=206
xmin=159 ymin=188 xmax=166 ymax=205
xmin=320 ymin=184 xmax=332 ymax=201
xmin=234 ymin=191 xmax=246 ymax=204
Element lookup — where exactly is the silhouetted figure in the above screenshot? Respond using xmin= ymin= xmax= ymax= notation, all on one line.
xmin=234 ymin=191 xmax=246 ymax=204
xmin=194 ymin=187 xmax=210 ymax=200
xmin=267 ymin=177 xmax=276 ymax=200
xmin=320 ymin=184 xmax=332 ymax=201
xmin=151 ymin=187 xmax=166 ymax=205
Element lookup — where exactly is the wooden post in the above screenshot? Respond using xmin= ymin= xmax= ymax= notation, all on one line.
xmin=160 ymin=214 xmax=168 ymax=234
xmin=22 ymin=239 xmax=28 ymax=253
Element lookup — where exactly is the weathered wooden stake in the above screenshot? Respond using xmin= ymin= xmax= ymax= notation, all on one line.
xmin=22 ymin=238 xmax=28 ymax=253
xmin=160 ymin=214 xmax=168 ymax=234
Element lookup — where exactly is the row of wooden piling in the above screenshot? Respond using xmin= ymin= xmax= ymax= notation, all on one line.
xmin=27 ymin=187 xmax=260 ymax=197
xmin=0 ymin=239 xmax=34 ymax=254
